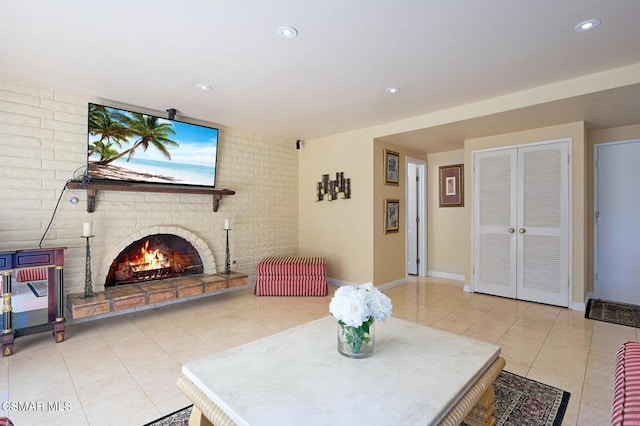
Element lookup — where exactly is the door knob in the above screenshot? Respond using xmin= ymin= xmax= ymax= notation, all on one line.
xmin=519 ymin=228 xmax=526 ymax=234
xmin=508 ymin=228 xmax=515 ymax=233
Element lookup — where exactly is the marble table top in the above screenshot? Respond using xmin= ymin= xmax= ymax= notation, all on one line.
xmin=182 ymin=316 xmax=501 ymax=426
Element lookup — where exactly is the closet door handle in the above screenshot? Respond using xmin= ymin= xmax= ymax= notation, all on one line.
xmin=519 ymin=228 xmax=526 ymax=234
xmin=508 ymin=228 xmax=515 ymax=234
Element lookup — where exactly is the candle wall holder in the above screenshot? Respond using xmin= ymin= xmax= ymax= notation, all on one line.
xmin=316 ymin=172 xmax=351 ymax=201
xmin=82 ymin=236 xmax=95 ymax=298
xmin=224 ymin=228 xmax=232 ymax=274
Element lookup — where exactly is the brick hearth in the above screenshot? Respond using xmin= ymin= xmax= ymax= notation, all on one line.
xmin=67 ymin=272 xmax=248 ymax=319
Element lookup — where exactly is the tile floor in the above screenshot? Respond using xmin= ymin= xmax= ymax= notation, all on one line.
xmin=0 ymin=276 xmax=629 ymax=425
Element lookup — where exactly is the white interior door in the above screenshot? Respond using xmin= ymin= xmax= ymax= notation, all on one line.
xmin=473 ymin=140 xmax=570 ymax=307
xmin=407 ymin=163 xmax=418 ymax=275
xmin=596 ymin=140 xmax=640 ymax=304
xmin=406 ymin=158 xmax=427 ymax=276
xmin=473 ymin=149 xmax=517 ymax=298
xmin=516 ymin=142 xmax=569 ymax=307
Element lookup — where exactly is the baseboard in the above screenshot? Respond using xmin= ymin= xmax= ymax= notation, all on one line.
xmin=585 ymin=292 xmax=595 ymax=304
xmin=463 ymin=284 xmax=472 ymax=293
xmin=327 ymin=277 xmax=408 ymax=291
xmin=571 ymin=301 xmax=586 ymax=312
xmin=326 ymin=277 xmax=357 ymax=287
xmin=378 ymin=277 xmax=409 ymax=292
xmin=427 ymin=270 xmax=466 ymax=282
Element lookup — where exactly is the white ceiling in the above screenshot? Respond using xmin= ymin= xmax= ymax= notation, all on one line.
xmin=2 ymin=1 xmax=640 ymax=152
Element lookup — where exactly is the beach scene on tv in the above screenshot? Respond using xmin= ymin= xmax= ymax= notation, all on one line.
xmin=87 ymin=103 xmax=218 ymax=187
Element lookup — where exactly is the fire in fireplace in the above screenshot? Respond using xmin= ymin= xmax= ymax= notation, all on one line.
xmin=105 ymin=234 xmax=203 ymax=287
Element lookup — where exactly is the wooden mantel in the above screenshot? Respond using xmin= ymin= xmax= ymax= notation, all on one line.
xmin=67 ymin=180 xmax=235 ymax=213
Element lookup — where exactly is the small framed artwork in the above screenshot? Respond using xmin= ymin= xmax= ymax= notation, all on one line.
xmin=439 ymin=164 xmax=464 ymax=207
xmin=384 ymin=149 xmax=400 ymax=185
xmin=385 ymin=199 xmax=400 ymax=233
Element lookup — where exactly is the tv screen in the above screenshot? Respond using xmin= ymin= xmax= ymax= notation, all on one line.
xmin=87 ymin=103 xmax=219 ymax=188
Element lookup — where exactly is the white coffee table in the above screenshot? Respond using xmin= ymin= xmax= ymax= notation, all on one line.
xmin=179 ymin=316 xmax=504 ymax=426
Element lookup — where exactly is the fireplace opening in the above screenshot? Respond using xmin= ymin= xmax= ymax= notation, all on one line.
xmin=105 ymin=234 xmax=203 ymax=287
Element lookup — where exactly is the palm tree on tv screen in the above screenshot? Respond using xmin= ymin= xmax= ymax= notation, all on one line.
xmin=120 ymin=112 xmax=179 ymax=162
xmin=90 ymin=109 xmax=179 ymax=166
xmin=88 ymin=104 xmax=131 ymax=158
xmin=93 ymin=142 xmax=120 ymax=163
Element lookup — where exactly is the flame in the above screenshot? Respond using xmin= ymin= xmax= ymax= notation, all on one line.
xmin=130 ymin=240 xmax=170 ymax=272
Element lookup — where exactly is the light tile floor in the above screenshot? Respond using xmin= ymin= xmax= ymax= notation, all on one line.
xmin=0 ymin=277 xmax=630 ymax=425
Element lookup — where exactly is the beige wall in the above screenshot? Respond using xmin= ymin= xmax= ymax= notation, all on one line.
xmin=585 ymin=124 xmax=640 ymax=295
xmin=372 ymin=140 xmax=426 ymax=285
xmin=464 ymin=122 xmax=587 ymax=306
xmin=373 ymin=140 xmax=404 ymax=284
xmin=426 ymin=149 xmax=466 ymax=278
xmin=0 ymin=79 xmax=298 ymax=295
xmin=588 ymin=124 xmax=640 ymax=145
xmin=299 ymin=134 xmax=426 ymax=286
xmin=298 ymin=132 xmax=374 ymax=283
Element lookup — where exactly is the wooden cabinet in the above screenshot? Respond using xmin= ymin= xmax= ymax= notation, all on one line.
xmin=0 ymin=247 xmax=66 ymax=356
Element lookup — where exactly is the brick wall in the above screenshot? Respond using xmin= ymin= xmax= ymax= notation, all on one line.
xmin=0 ymin=79 xmax=298 ymax=296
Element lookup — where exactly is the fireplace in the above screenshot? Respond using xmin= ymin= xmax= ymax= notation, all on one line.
xmin=105 ymin=234 xmax=203 ymax=287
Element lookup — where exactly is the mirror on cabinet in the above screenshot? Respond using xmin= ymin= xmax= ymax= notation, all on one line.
xmin=3 ymin=269 xmax=50 ymax=329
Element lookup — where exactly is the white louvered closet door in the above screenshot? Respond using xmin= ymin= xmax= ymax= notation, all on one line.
xmin=473 ymin=150 xmax=518 ymax=298
xmin=473 ymin=140 xmax=570 ymax=307
xmin=516 ymin=142 xmax=569 ymax=306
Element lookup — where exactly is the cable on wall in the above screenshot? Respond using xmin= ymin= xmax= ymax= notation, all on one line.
xmin=38 ymin=166 xmax=87 ymax=248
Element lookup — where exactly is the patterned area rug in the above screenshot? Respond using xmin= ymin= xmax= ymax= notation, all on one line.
xmin=586 ymin=299 xmax=640 ymax=328
xmin=481 ymin=370 xmax=570 ymax=426
xmin=145 ymin=371 xmax=569 ymax=426
xmin=143 ymin=406 xmax=191 ymax=426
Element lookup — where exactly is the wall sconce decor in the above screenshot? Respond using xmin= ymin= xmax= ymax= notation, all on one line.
xmin=316 ymin=172 xmax=351 ymax=201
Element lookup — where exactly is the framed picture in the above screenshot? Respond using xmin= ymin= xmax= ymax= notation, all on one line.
xmin=439 ymin=164 xmax=464 ymax=207
xmin=385 ymin=149 xmax=400 ymax=185
xmin=385 ymin=199 xmax=400 ymax=233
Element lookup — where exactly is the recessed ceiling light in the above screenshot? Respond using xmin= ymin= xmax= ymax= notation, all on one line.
xmin=195 ymin=83 xmax=212 ymax=91
xmin=575 ymin=19 xmax=601 ymax=32
xmin=277 ymin=26 xmax=298 ymax=39
xmin=385 ymin=87 xmax=400 ymax=94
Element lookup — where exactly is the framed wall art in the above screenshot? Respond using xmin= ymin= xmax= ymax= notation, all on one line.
xmin=384 ymin=149 xmax=400 ymax=185
xmin=385 ymin=199 xmax=400 ymax=233
xmin=439 ymin=164 xmax=464 ymax=207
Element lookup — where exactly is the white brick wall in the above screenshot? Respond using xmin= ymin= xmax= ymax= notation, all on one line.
xmin=0 ymin=79 xmax=298 ymax=297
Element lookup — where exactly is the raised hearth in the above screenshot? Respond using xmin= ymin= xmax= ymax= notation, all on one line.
xmin=67 ymin=273 xmax=248 ymax=319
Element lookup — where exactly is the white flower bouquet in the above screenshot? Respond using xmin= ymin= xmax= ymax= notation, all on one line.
xmin=329 ymin=283 xmax=392 ymax=356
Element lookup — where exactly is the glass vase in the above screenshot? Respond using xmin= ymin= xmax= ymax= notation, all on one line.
xmin=337 ymin=319 xmax=375 ymax=359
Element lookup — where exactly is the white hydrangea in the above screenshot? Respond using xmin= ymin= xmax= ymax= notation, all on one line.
xmin=329 ymin=282 xmax=393 ymax=327
xmin=329 ymin=285 xmax=370 ymax=327
xmin=361 ymin=282 xmax=393 ymax=322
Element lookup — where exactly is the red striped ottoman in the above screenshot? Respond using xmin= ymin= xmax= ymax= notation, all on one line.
xmin=255 ymin=256 xmax=327 ymax=296
xmin=613 ymin=341 xmax=640 ymax=425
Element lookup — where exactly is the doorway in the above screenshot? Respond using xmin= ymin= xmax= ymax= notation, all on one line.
xmin=406 ymin=157 xmax=427 ymax=276
xmin=472 ymin=139 xmax=571 ymax=307
xmin=595 ymin=139 xmax=640 ymax=304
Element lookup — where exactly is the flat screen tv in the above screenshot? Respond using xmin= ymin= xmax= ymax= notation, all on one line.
xmin=87 ymin=103 xmax=219 ymax=188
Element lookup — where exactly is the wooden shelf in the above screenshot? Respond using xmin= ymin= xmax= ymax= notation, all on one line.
xmin=67 ymin=180 xmax=235 ymax=213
